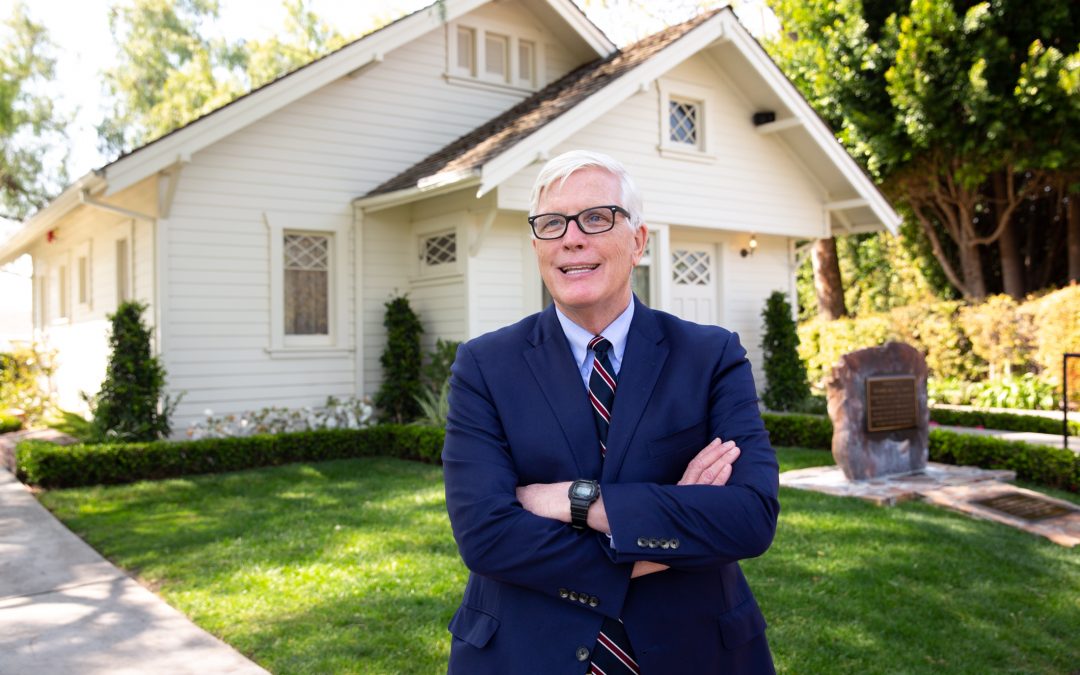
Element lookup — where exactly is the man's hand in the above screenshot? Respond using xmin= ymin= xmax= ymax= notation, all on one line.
xmin=678 ymin=438 xmax=740 ymax=486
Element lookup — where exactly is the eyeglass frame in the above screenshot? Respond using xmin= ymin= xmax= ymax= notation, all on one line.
xmin=527 ymin=205 xmax=632 ymax=240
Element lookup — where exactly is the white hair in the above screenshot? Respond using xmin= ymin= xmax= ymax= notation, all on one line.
xmin=528 ymin=150 xmax=644 ymax=228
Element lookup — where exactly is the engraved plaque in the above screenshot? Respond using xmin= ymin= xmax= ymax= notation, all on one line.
xmin=974 ymin=493 xmax=1074 ymax=521
xmin=866 ymin=375 xmax=918 ymax=432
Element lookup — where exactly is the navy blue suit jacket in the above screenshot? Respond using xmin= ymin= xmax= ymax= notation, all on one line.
xmin=443 ymin=298 xmax=780 ymax=673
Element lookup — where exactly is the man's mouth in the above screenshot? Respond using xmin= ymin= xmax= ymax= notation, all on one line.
xmin=559 ymin=264 xmax=599 ymax=275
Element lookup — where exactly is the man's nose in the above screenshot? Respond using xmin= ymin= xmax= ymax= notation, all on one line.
xmin=561 ymin=217 xmax=588 ymax=247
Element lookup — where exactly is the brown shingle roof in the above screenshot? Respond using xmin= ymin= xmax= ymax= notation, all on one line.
xmin=366 ymin=8 xmax=724 ymax=197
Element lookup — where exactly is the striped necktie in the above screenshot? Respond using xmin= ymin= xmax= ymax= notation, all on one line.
xmin=586 ymin=335 xmax=639 ymax=675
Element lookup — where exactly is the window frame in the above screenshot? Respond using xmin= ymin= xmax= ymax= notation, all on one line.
xmin=657 ymin=80 xmax=716 ymax=163
xmin=75 ymin=240 xmax=92 ymax=310
xmin=115 ymin=237 xmax=131 ymax=306
xmin=265 ymin=212 xmax=351 ymax=357
xmin=418 ymin=229 xmax=459 ymax=278
xmin=446 ymin=20 xmax=544 ymax=94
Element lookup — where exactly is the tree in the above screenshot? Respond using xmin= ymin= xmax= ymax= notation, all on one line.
xmin=761 ymin=291 xmax=811 ymax=410
xmin=810 ymin=237 xmax=847 ymax=319
xmin=87 ymin=301 xmax=176 ymax=441
xmin=375 ymin=295 xmax=424 ymax=423
xmin=0 ymin=2 xmax=67 ymax=218
xmin=98 ymin=0 xmax=352 ymax=158
xmin=766 ymin=0 xmax=1080 ymax=300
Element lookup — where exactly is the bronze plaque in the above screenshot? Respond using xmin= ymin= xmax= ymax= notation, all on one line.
xmin=974 ymin=493 xmax=1074 ymax=521
xmin=865 ymin=375 xmax=918 ymax=432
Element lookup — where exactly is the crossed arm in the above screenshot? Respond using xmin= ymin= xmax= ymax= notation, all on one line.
xmin=515 ymin=437 xmax=741 ymax=578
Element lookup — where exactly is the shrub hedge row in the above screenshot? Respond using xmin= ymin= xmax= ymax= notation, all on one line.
xmin=16 ymin=424 xmax=444 ymax=489
xmin=929 ymin=408 xmax=1080 ymax=437
xmin=0 ymin=414 xmax=21 ymax=434
xmin=17 ymin=416 xmax=1079 ymax=493
xmin=761 ymin=412 xmax=1079 ymax=492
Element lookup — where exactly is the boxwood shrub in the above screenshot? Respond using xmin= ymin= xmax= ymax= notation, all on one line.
xmin=929 ymin=408 xmax=1080 ymax=437
xmin=0 ymin=413 xmax=21 ymax=434
xmin=16 ymin=424 xmax=444 ymax=489
xmin=16 ymin=416 xmax=1078 ymax=493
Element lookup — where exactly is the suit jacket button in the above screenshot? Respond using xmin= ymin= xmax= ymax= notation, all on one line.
xmin=670 ymin=538 xmax=680 ymax=549
xmin=589 ymin=596 xmax=599 ymax=607
xmin=569 ymin=591 xmax=579 ymax=601
xmin=660 ymin=538 xmax=670 ymax=549
xmin=648 ymin=538 xmax=660 ymax=548
xmin=636 ymin=537 xmax=648 ymax=548
xmin=576 ymin=647 xmax=590 ymax=661
xmin=559 ymin=588 xmax=569 ymax=599
xmin=578 ymin=594 xmax=588 ymax=604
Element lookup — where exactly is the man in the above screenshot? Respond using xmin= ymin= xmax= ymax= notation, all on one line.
xmin=443 ymin=150 xmax=779 ymax=673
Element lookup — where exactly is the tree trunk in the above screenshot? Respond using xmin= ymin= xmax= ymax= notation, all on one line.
xmin=811 ymin=237 xmax=847 ymax=320
xmin=994 ymin=172 xmax=1024 ymax=298
xmin=1069 ymin=194 xmax=1080 ymax=284
xmin=958 ymin=240 xmax=987 ymax=300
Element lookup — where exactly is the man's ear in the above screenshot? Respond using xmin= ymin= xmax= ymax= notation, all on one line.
xmin=631 ymin=224 xmax=649 ymax=265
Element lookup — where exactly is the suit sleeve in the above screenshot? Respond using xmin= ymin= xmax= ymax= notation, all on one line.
xmin=599 ymin=331 xmax=780 ymax=569
xmin=442 ymin=342 xmax=632 ymax=618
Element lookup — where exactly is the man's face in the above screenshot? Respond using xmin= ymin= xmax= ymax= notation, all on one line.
xmin=532 ymin=167 xmax=648 ymax=324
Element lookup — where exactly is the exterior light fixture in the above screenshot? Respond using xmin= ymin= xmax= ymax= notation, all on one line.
xmin=740 ymin=233 xmax=757 ymax=258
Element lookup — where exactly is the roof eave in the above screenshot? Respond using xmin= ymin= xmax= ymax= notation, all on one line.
xmin=0 ymin=172 xmax=107 ymax=266
xmin=353 ymin=172 xmax=482 ymax=212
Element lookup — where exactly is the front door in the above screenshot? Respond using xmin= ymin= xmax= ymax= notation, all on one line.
xmin=670 ymin=243 xmax=717 ymax=325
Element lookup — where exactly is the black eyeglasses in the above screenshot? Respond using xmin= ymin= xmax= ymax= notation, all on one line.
xmin=528 ymin=205 xmax=630 ymax=240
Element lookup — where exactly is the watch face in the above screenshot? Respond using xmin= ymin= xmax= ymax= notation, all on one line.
xmin=572 ymin=482 xmax=595 ymax=498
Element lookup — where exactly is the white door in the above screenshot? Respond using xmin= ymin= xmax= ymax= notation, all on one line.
xmin=670 ymin=244 xmax=717 ymax=325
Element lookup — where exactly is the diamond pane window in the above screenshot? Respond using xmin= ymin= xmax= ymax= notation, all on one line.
xmin=423 ymin=232 xmax=457 ymax=268
xmin=672 ymin=249 xmax=711 ymax=286
xmin=284 ymin=233 xmax=329 ymax=336
xmin=669 ymin=99 xmax=700 ymax=146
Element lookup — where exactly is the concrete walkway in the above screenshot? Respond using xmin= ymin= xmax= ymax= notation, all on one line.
xmin=0 ymin=466 xmax=268 ymax=675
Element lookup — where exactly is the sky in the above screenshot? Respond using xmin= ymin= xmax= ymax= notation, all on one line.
xmin=2 ymin=0 xmax=779 ymax=182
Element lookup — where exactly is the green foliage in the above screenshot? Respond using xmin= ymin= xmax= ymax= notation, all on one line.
xmin=0 ymin=2 xmax=67 ymax=217
xmin=929 ymin=375 xmax=1061 ymax=411
xmin=760 ymin=291 xmax=811 ymax=411
xmin=413 ymin=338 xmax=460 ymax=428
xmin=45 ymin=410 xmax=96 ymax=443
xmin=0 ymin=343 xmax=57 ymax=425
xmin=98 ymin=0 xmax=353 ymax=157
xmin=375 ymin=295 xmax=423 ymax=423
xmin=761 ymin=412 xmax=833 ymax=449
xmin=87 ymin=301 xmax=176 ymax=442
xmin=413 ymin=382 xmax=450 ymax=429
xmin=798 ymin=313 xmax=895 ymax=389
xmin=930 ymin=408 xmax=1080 ymax=438
xmin=929 ymin=429 xmax=1079 ymax=492
xmin=1023 ymin=284 xmax=1080 ymax=401
xmin=0 ymin=413 xmax=21 ymax=433
xmin=15 ymin=423 xmax=444 ymax=488
xmin=959 ymin=294 xmax=1032 ymax=378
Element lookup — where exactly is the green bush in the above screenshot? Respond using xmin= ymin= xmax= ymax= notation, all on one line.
xmin=761 ymin=413 xmax=833 ymax=449
xmin=0 ymin=413 xmax=22 ymax=433
xmin=86 ymin=301 xmax=177 ymax=442
xmin=929 ymin=374 xmax=1059 ymax=410
xmin=375 ymin=295 xmax=424 ymax=423
xmin=929 ymin=408 xmax=1080 ymax=437
xmin=760 ymin=291 xmax=811 ymax=411
xmin=798 ymin=314 xmax=894 ymax=389
xmin=0 ymin=343 xmax=57 ymax=425
xmin=1023 ymin=285 xmax=1080 ymax=402
xmin=929 ymin=429 xmax=1079 ymax=492
xmin=16 ymin=424 xmax=444 ymax=488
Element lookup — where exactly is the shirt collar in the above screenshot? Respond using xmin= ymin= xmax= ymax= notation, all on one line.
xmin=555 ymin=297 xmax=635 ymax=375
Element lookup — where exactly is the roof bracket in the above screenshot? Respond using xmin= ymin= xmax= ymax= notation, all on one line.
xmin=469 ymin=207 xmax=498 ymax=257
xmin=80 ymin=190 xmax=155 ymax=223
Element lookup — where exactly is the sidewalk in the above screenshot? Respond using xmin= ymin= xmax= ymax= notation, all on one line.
xmin=0 ymin=466 xmax=268 ymax=675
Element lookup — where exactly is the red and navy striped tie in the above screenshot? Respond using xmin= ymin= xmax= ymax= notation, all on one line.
xmin=586 ymin=336 xmax=639 ymax=675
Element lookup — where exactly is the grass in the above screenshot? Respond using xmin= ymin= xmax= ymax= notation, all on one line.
xmin=38 ymin=450 xmax=1079 ymax=674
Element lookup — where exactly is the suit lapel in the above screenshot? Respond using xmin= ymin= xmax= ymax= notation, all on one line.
xmin=603 ymin=300 xmax=668 ymax=481
xmin=523 ymin=306 xmax=603 ymax=478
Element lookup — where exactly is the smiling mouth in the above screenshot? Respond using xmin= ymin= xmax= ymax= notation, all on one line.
xmin=560 ymin=264 xmax=599 ymax=275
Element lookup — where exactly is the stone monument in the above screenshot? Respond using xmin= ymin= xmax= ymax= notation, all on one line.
xmin=826 ymin=341 xmax=929 ymax=480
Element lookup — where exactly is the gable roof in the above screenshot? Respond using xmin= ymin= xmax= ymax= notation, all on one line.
xmin=0 ymin=0 xmax=615 ymax=265
xmin=367 ymin=9 xmax=722 ymax=197
xmin=360 ymin=7 xmax=901 ymax=234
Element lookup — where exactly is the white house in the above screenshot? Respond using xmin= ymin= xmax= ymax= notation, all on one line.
xmin=0 ymin=217 xmax=33 ymax=350
xmin=0 ymin=0 xmax=899 ymax=431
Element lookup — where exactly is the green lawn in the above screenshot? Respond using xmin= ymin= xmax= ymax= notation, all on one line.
xmin=38 ymin=450 xmax=1079 ymax=674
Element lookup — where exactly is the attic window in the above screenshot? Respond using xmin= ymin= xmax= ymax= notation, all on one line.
xmin=658 ymin=80 xmax=715 ymax=162
xmin=447 ymin=22 xmax=541 ymax=93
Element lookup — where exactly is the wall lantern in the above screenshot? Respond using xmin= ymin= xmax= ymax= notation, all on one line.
xmin=740 ymin=233 xmax=758 ymax=258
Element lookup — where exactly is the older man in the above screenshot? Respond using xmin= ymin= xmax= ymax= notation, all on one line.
xmin=443 ymin=150 xmax=779 ymax=673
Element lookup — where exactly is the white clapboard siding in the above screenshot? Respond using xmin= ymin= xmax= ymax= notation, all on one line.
xmin=469 ymin=214 xmax=532 ymax=336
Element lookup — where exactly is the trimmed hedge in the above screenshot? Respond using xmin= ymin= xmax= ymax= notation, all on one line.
xmin=929 ymin=408 xmax=1080 ymax=437
xmin=0 ymin=414 xmax=21 ymax=434
xmin=16 ymin=424 xmax=444 ymax=489
xmin=16 ymin=415 xmax=1079 ymax=493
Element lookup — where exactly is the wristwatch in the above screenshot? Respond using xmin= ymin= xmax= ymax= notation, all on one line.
xmin=568 ymin=479 xmax=600 ymax=530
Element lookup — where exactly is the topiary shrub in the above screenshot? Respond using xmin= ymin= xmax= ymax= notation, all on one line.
xmin=375 ymin=295 xmax=424 ymax=423
xmin=761 ymin=291 xmax=811 ymax=411
xmin=86 ymin=301 xmax=178 ymax=442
